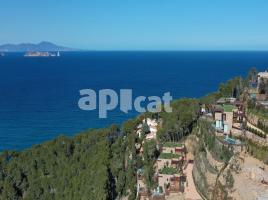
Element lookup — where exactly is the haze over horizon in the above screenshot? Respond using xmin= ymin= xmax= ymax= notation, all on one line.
xmin=1 ymin=0 xmax=268 ymax=50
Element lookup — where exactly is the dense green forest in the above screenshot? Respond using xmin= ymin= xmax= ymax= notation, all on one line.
xmin=0 ymin=128 xmax=118 ymax=200
xmin=0 ymin=71 xmax=251 ymax=200
xmin=0 ymin=99 xmax=200 ymax=200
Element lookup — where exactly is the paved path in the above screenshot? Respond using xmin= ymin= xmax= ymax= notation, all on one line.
xmin=184 ymin=163 xmax=202 ymax=200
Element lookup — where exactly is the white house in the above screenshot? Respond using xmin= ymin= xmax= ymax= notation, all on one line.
xmin=136 ymin=118 xmax=158 ymax=140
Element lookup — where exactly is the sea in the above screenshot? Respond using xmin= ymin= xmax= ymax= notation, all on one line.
xmin=0 ymin=51 xmax=268 ymax=151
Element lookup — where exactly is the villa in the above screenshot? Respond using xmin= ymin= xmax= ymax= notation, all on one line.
xmin=158 ymin=173 xmax=183 ymax=195
xmin=258 ymin=71 xmax=268 ymax=100
xmin=157 ymin=153 xmax=183 ymax=170
xmin=156 ymin=142 xmax=186 ymax=198
xmin=137 ymin=138 xmax=201 ymax=200
xmin=249 ymin=71 xmax=268 ymax=101
xmin=248 ymin=88 xmax=258 ymax=99
xmin=213 ymin=96 xmax=245 ymax=134
xmin=214 ymin=104 xmax=234 ymax=134
xmin=233 ymin=101 xmax=244 ymax=127
xmin=257 ymin=71 xmax=268 ymax=84
xmin=137 ymin=168 xmax=151 ymax=200
xmin=136 ymin=118 xmax=158 ymax=140
xmin=161 ymin=142 xmax=185 ymax=154
xmin=216 ymin=97 xmax=236 ymax=104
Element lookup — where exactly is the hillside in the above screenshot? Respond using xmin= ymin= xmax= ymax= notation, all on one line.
xmin=1 ymin=68 xmax=268 ymax=200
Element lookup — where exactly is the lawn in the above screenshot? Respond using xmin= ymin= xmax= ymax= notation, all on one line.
xmin=223 ymin=104 xmax=234 ymax=112
xmin=162 ymin=142 xmax=184 ymax=148
xmin=159 ymin=166 xmax=179 ymax=175
xmin=159 ymin=153 xmax=181 ymax=159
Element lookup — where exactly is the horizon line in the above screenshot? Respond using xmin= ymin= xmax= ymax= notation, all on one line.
xmin=3 ymin=49 xmax=268 ymax=52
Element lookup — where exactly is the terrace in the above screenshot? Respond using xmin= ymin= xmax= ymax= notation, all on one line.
xmin=159 ymin=166 xmax=179 ymax=175
xmin=223 ymin=104 xmax=235 ymax=112
xmin=138 ymin=187 xmax=150 ymax=199
xmin=161 ymin=143 xmax=185 ymax=155
xmin=159 ymin=153 xmax=181 ymax=160
xmin=216 ymin=97 xmax=236 ymax=104
xmin=213 ymin=104 xmax=236 ymax=134
xmin=164 ymin=175 xmax=184 ymax=195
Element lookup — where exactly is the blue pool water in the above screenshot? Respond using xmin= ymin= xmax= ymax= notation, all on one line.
xmin=0 ymin=51 xmax=268 ymax=151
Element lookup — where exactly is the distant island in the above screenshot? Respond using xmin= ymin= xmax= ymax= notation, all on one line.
xmin=0 ymin=41 xmax=77 ymax=52
xmin=24 ymin=51 xmax=60 ymax=57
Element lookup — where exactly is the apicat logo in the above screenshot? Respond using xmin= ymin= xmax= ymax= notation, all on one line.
xmin=78 ymin=89 xmax=173 ymax=118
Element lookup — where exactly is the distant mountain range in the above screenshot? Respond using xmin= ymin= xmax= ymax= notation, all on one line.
xmin=0 ymin=41 xmax=78 ymax=52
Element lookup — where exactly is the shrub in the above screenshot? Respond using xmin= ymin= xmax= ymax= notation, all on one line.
xmin=246 ymin=126 xmax=266 ymax=138
xmin=257 ymin=119 xmax=268 ymax=134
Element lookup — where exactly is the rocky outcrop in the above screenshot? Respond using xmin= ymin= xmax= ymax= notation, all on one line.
xmin=193 ymin=152 xmax=218 ymax=199
xmin=193 ymin=146 xmax=237 ymax=200
xmin=228 ymin=154 xmax=268 ymax=200
xmin=206 ymin=149 xmax=225 ymax=172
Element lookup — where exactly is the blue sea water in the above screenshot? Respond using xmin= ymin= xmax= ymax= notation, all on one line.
xmin=0 ymin=51 xmax=268 ymax=151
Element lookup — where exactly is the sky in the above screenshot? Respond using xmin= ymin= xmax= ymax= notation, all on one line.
xmin=1 ymin=0 xmax=268 ymax=50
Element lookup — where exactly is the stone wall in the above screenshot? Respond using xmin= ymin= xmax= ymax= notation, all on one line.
xmin=247 ymin=111 xmax=268 ymax=128
xmin=246 ymin=112 xmax=259 ymax=126
xmin=232 ymin=128 xmax=268 ymax=147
